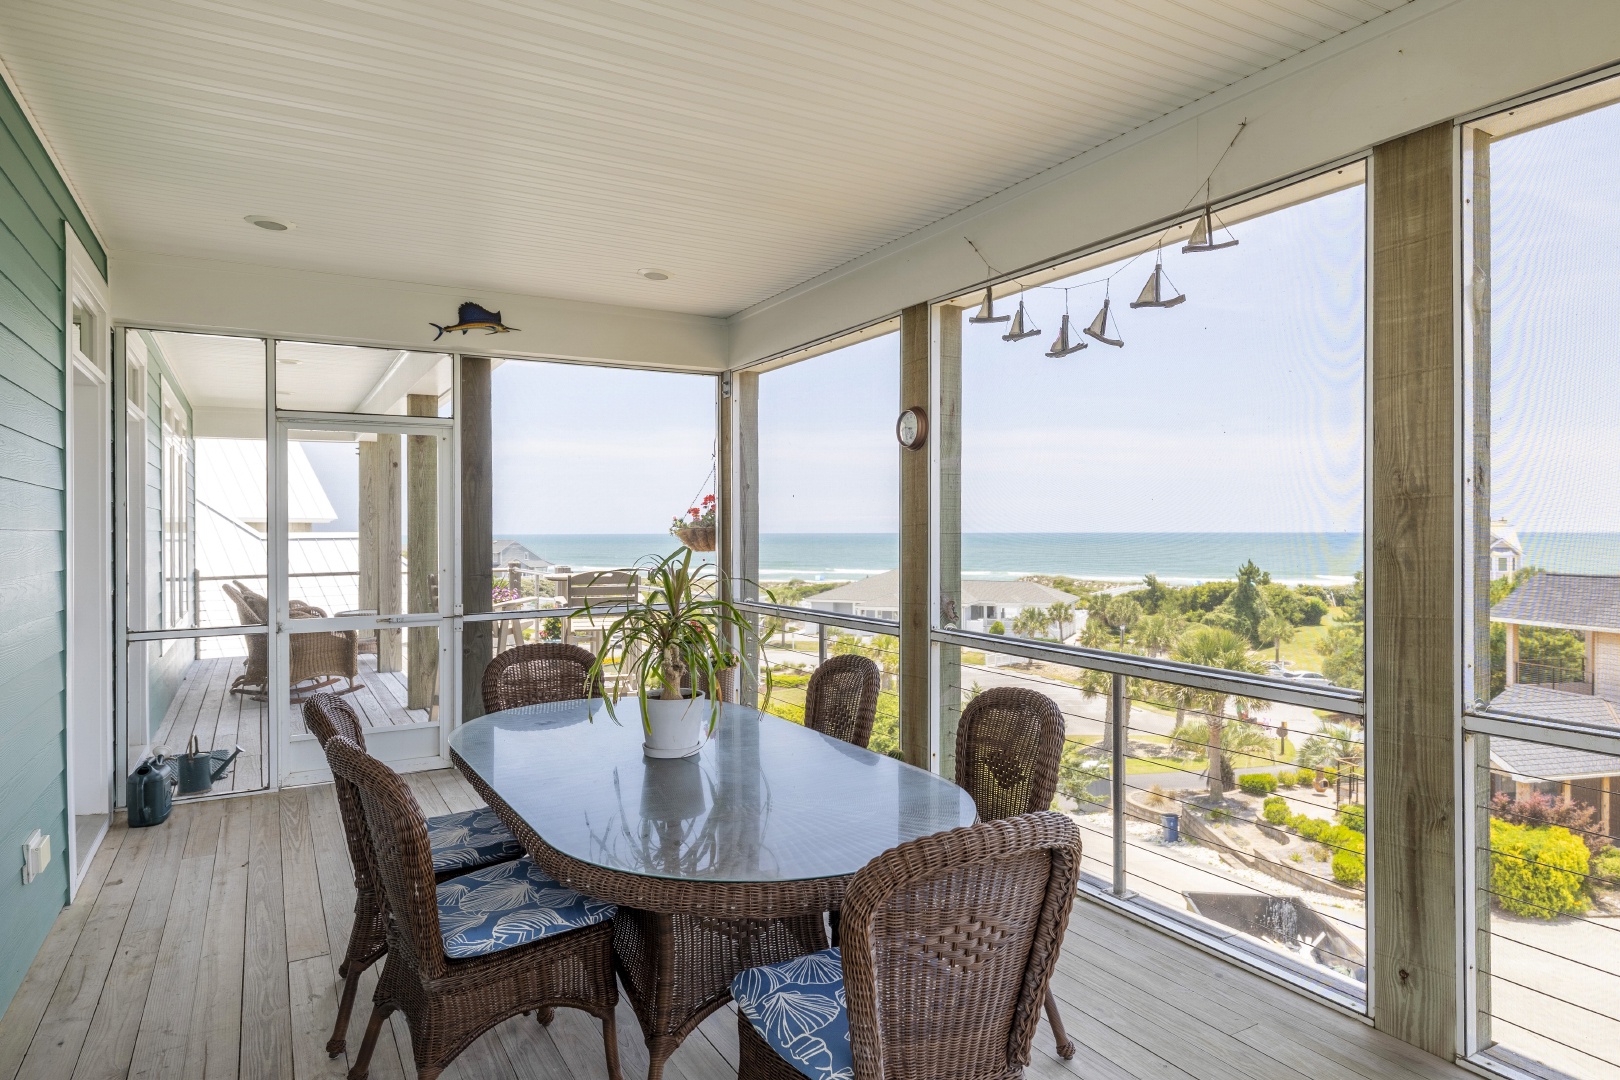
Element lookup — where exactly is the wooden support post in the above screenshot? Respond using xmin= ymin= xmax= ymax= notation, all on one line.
xmin=1370 ymin=121 xmax=1459 ymax=1060
xmin=461 ymin=357 xmax=493 ymax=721
xmin=899 ymin=303 xmax=931 ymax=769
xmin=1465 ymin=123 xmax=1494 ymax=1051
xmin=725 ymin=370 xmax=760 ymax=708
xmin=406 ymin=394 xmax=438 ymax=713
xmin=937 ymin=305 xmax=963 ymax=779
xmin=358 ymin=434 xmax=402 ymax=672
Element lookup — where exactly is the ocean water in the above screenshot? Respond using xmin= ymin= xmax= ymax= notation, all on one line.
xmin=501 ymin=531 xmax=1620 ymax=585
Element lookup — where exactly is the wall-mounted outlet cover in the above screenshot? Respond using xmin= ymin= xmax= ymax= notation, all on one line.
xmin=22 ymin=829 xmax=50 ymax=885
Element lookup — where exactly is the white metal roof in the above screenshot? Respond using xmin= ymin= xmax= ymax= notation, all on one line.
xmin=0 ymin=0 xmax=1404 ymax=318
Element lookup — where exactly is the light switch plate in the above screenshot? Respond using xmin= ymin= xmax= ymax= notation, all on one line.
xmin=22 ymin=829 xmax=49 ymax=885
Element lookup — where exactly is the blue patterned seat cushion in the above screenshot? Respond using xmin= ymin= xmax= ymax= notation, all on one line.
xmin=732 ymin=949 xmax=851 ymax=1080
xmin=436 ymin=857 xmax=617 ymax=959
xmin=426 ymin=806 xmax=522 ymax=874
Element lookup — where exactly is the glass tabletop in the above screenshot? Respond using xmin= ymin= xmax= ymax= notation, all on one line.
xmin=449 ymin=699 xmax=979 ymax=884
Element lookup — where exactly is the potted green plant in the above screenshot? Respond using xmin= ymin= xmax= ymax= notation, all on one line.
xmin=585 ymin=548 xmax=765 ymax=758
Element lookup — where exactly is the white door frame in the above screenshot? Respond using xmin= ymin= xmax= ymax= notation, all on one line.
xmin=63 ymin=228 xmax=112 ymax=897
xmin=273 ymin=409 xmax=458 ymax=786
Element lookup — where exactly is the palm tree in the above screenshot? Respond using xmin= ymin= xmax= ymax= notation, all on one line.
xmin=1013 ymin=606 xmax=1051 ymax=640
xmin=1258 ymin=612 xmax=1295 ymax=662
xmin=1048 ymin=601 xmax=1074 ymax=643
xmin=1133 ymin=612 xmax=1184 ymax=658
xmin=1170 ymin=626 xmax=1264 ymax=798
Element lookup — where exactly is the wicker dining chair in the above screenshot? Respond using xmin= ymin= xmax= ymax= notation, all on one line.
xmin=803 ymin=654 xmax=881 ymax=748
xmin=732 ymin=812 xmax=1083 ymax=1080
xmin=481 ymin=642 xmax=604 ymax=713
xmin=955 ymin=685 xmax=1078 ymax=1059
xmin=303 ymin=693 xmax=524 ymax=1057
xmin=323 ymin=734 xmax=622 ymax=1080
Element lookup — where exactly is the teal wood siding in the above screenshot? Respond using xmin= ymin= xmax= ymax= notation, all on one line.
xmin=0 ymin=71 xmax=106 ymax=1015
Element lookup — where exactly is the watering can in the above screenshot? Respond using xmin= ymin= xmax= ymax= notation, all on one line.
xmin=127 ymin=755 xmax=178 ymax=828
xmin=176 ymin=737 xmax=243 ymax=795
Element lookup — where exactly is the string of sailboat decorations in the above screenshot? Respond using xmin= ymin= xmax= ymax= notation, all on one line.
xmin=965 ymin=120 xmax=1247 ymax=356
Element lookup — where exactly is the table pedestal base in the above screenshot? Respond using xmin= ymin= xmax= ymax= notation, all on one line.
xmin=613 ymin=908 xmax=827 ymax=1080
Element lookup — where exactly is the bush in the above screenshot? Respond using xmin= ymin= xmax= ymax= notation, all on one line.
xmin=1294 ymin=816 xmax=1328 ymax=843
xmin=1276 ymin=770 xmax=1296 ymax=788
xmin=1332 ymin=850 xmax=1366 ymax=885
xmin=1490 ymin=820 xmax=1590 ymax=919
xmin=1594 ymin=847 xmax=1620 ymax=888
xmin=1262 ymin=796 xmax=1291 ymax=826
xmin=1337 ymin=804 xmax=1366 ymax=833
xmin=987 ymin=620 xmax=1005 ymax=635
xmin=1238 ymin=773 xmax=1277 ymax=796
xmin=1491 ymin=792 xmax=1602 ymax=854
xmin=1298 ymin=596 xmax=1330 ymax=626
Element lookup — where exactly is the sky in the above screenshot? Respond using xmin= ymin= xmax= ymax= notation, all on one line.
xmin=294 ymin=95 xmax=1620 ymax=539
xmin=1488 ymin=101 xmax=1620 ymax=532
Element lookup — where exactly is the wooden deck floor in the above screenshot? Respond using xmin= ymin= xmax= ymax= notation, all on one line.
xmin=0 ymin=771 xmax=1473 ymax=1080
xmin=152 ymin=653 xmax=432 ymax=795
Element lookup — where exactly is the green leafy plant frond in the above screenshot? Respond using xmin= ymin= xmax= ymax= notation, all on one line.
xmin=581 ymin=548 xmax=771 ymax=735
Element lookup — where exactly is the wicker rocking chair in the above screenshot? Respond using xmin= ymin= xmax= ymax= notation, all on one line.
xmin=223 ymin=581 xmax=361 ymax=700
xmin=954 ymin=685 xmax=1078 ymax=1059
xmin=733 ymin=812 xmax=1082 ymax=1080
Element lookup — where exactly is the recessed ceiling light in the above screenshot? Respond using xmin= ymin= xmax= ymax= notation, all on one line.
xmin=245 ymin=215 xmax=293 ymax=231
xmin=638 ymin=268 xmax=671 ymax=281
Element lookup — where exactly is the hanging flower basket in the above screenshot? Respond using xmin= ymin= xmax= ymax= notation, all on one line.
xmin=674 ymin=525 xmax=716 ymax=552
xmin=670 ymin=494 xmax=717 ymax=552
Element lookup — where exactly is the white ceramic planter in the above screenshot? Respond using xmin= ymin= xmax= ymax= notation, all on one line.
xmin=639 ymin=692 xmax=708 ymax=758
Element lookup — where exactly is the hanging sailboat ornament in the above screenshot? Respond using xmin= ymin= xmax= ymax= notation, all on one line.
xmin=1001 ymin=297 xmax=1041 ymax=342
xmin=1182 ymin=203 xmax=1239 ymax=253
xmin=1083 ymin=291 xmax=1125 ymax=348
xmin=968 ymin=285 xmax=1010 ymax=324
xmin=1130 ymin=260 xmax=1185 ymax=309
xmin=1044 ymin=312 xmax=1087 ymax=357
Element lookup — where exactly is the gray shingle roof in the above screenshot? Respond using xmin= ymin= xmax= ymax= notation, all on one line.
xmin=1486 ymin=685 xmax=1620 ymax=780
xmin=1490 ymin=572 xmax=1620 ymax=631
xmin=803 ymin=569 xmax=1072 ymax=608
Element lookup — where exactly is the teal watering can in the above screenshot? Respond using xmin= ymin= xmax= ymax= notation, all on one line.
xmin=176 ymin=737 xmax=243 ymax=796
xmin=127 ymin=756 xmax=178 ymax=828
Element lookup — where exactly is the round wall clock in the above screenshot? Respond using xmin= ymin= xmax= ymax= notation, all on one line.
xmin=896 ymin=406 xmax=928 ymax=451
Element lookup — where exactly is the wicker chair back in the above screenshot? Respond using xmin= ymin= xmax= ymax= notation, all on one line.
xmin=840 ymin=812 xmax=1083 ymax=1080
xmin=481 ymin=642 xmax=603 ymax=713
xmin=803 ymin=653 xmax=882 ymax=748
xmin=954 ymin=686 xmax=1066 ymax=821
xmin=322 ymin=733 xmax=448 ymax=980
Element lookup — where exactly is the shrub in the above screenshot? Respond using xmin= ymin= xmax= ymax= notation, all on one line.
xmin=1491 ymin=792 xmax=1602 ymax=854
xmin=1276 ymin=770 xmax=1296 ymax=788
xmin=1594 ymin=847 xmax=1620 ymax=888
xmin=1332 ymin=850 xmax=1366 ymax=885
xmin=1299 ymin=596 xmax=1330 ymax=626
xmin=1337 ymin=804 xmax=1366 ymax=833
xmin=1239 ymin=773 xmax=1277 ymax=796
xmin=1489 ymin=820 xmax=1590 ymax=919
xmin=1056 ymin=741 xmax=1109 ymax=806
xmin=1295 ymin=817 xmax=1328 ymax=843
xmin=1262 ymin=796 xmax=1291 ymax=826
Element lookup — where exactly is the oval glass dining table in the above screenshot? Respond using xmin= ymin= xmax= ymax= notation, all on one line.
xmin=449 ymin=698 xmax=979 ymax=1079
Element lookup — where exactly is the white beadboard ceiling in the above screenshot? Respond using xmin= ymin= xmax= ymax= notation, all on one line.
xmin=0 ymin=0 xmax=1406 ymax=318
